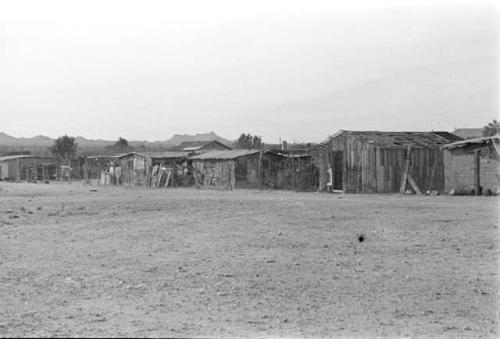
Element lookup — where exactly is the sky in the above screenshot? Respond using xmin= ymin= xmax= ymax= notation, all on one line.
xmin=0 ymin=0 xmax=498 ymax=143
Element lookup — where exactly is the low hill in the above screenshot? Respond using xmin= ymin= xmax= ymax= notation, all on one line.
xmin=0 ymin=131 xmax=231 ymax=156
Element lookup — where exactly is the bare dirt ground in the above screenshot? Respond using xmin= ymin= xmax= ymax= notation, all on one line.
xmin=0 ymin=182 xmax=498 ymax=338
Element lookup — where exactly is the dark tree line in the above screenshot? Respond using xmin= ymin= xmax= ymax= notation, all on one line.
xmin=234 ymin=133 xmax=262 ymax=149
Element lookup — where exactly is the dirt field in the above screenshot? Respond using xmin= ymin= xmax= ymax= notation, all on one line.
xmin=0 ymin=182 xmax=498 ymax=338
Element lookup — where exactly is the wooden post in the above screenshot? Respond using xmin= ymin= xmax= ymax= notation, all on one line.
xmin=427 ymin=153 xmax=437 ymax=192
xmin=258 ymin=150 xmax=263 ymax=189
xmin=171 ymin=163 xmax=176 ymax=188
xmin=400 ymin=145 xmax=412 ymax=194
xmin=474 ymin=149 xmax=480 ymax=195
xmin=291 ymin=152 xmax=296 ymax=191
xmin=407 ymin=174 xmax=422 ymax=195
xmin=16 ymin=157 xmax=20 ymax=182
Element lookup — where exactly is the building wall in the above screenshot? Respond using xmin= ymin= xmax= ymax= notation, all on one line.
xmin=444 ymin=147 xmax=500 ymax=193
xmin=318 ymin=134 xmax=445 ymax=193
xmin=375 ymin=147 xmax=444 ymax=193
xmin=120 ymin=155 xmax=151 ymax=186
xmin=192 ymin=159 xmax=235 ymax=189
xmin=192 ymin=153 xmax=287 ymax=190
xmin=0 ymin=158 xmax=57 ymax=181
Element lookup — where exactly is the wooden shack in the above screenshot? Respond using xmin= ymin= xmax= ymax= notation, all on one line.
xmin=442 ymin=135 xmax=500 ymax=195
xmin=145 ymin=151 xmax=190 ymax=187
xmin=316 ymin=130 xmax=462 ymax=193
xmin=118 ymin=152 xmax=151 ymax=186
xmin=190 ymin=150 xmax=286 ymax=190
xmin=83 ymin=155 xmax=121 ymax=185
xmin=0 ymin=155 xmax=57 ymax=182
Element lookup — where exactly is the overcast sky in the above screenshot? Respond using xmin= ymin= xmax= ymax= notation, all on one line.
xmin=0 ymin=0 xmax=497 ymax=143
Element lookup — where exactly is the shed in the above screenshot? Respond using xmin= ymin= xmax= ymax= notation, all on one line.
xmin=442 ymin=135 xmax=500 ymax=195
xmin=145 ymin=151 xmax=190 ymax=187
xmin=118 ymin=152 xmax=151 ymax=186
xmin=83 ymin=155 xmax=121 ymax=185
xmin=189 ymin=149 xmax=286 ymax=190
xmin=0 ymin=155 xmax=57 ymax=182
xmin=316 ymin=130 xmax=462 ymax=193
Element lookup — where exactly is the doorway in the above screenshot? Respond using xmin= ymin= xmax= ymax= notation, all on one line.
xmin=331 ymin=151 xmax=343 ymax=191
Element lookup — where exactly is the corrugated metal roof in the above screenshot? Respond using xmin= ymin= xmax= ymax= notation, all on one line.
xmin=328 ymin=130 xmax=462 ymax=148
xmin=442 ymin=135 xmax=500 ymax=150
xmin=189 ymin=149 xmax=262 ymax=160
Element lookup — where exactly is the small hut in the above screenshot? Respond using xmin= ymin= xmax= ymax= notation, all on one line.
xmin=145 ymin=151 xmax=190 ymax=187
xmin=189 ymin=149 xmax=285 ymax=190
xmin=118 ymin=152 xmax=151 ymax=186
xmin=442 ymin=135 xmax=500 ymax=195
xmin=316 ymin=130 xmax=462 ymax=193
xmin=0 ymin=155 xmax=57 ymax=182
xmin=84 ymin=155 xmax=121 ymax=185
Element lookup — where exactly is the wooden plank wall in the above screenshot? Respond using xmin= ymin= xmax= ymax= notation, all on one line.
xmin=320 ymin=133 xmax=446 ymax=193
xmin=375 ymin=147 xmax=444 ymax=193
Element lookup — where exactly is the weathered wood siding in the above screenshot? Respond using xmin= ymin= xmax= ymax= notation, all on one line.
xmin=120 ymin=154 xmax=151 ymax=186
xmin=193 ymin=160 xmax=236 ymax=189
xmin=318 ymin=134 xmax=446 ymax=193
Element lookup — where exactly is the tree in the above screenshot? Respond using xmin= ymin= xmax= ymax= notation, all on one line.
xmin=50 ymin=135 xmax=78 ymax=165
xmin=252 ymin=135 xmax=262 ymax=149
xmin=105 ymin=137 xmax=132 ymax=153
xmin=235 ymin=133 xmax=262 ymax=149
xmin=115 ymin=137 xmax=128 ymax=148
xmin=483 ymin=119 xmax=500 ymax=137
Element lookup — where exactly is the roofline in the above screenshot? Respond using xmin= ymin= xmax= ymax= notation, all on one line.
xmin=189 ymin=149 xmax=275 ymax=160
xmin=0 ymin=155 xmax=55 ymax=161
xmin=442 ymin=134 xmax=500 ymax=150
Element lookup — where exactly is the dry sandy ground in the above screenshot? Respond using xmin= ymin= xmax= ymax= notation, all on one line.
xmin=0 ymin=182 xmax=498 ymax=338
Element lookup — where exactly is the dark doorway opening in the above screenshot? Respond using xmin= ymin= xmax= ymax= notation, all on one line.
xmin=332 ymin=151 xmax=343 ymax=191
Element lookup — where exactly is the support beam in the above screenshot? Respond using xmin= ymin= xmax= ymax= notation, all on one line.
xmin=474 ymin=149 xmax=480 ymax=195
xmin=407 ymin=174 xmax=422 ymax=195
xmin=399 ymin=146 xmax=412 ymax=194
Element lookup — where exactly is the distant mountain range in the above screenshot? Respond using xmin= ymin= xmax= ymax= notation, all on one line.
xmin=0 ymin=131 xmax=231 ymax=155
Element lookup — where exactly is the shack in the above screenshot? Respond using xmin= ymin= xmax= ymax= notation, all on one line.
xmin=316 ymin=130 xmax=462 ymax=193
xmin=119 ymin=152 xmax=151 ymax=186
xmin=0 ymin=155 xmax=57 ymax=182
xmin=83 ymin=155 xmax=121 ymax=185
xmin=190 ymin=149 xmax=286 ymax=190
xmin=145 ymin=151 xmax=190 ymax=187
xmin=442 ymin=135 xmax=500 ymax=195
